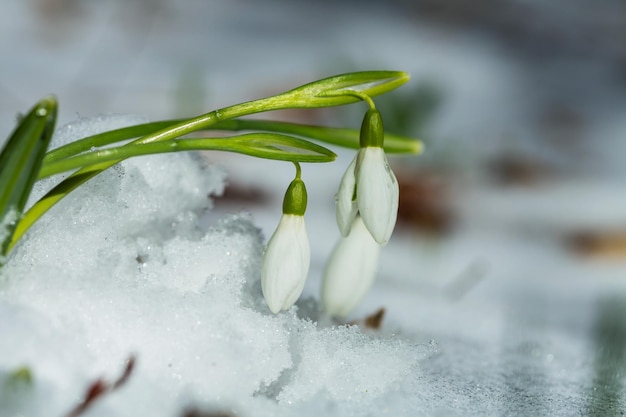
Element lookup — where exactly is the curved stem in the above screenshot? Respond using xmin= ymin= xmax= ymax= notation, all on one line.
xmin=336 ymin=90 xmax=376 ymax=110
xmin=293 ymin=161 xmax=302 ymax=179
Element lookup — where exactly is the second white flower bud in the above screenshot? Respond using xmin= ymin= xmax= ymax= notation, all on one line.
xmin=261 ymin=168 xmax=310 ymax=314
xmin=321 ymin=215 xmax=381 ymax=317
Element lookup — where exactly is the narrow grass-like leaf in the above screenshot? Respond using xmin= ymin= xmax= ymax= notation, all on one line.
xmin=211 ymin=119 xmax=423 ymax=154
xmin=44 ymin=118 xmax=421 ymax=166
xmin=39 ymin=134 xmax=335 ymax=179
xmin=221 ymin=134 xmax=336 ymax=161
xmin=0 ymin=97 xmax=56 ymax=258
xmin=44 ymin=120 xmax=177 ymax=163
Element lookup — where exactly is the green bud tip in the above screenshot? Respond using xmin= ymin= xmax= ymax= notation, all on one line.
xmin=360 ymin=108 xmax=384 ymax=148
xmin=282 ymin=178 xmax=307 ymax=216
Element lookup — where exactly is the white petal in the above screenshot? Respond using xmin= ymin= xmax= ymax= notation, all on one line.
xmin=355 ymin=147 xmax=399 ymax=245
xmin=261 ymin=214 xmax=310 ymax=313
xmin=334 ymin=154 xmax=358 ymax=237
xmin=321 ymin=216 xmax=381 ymax=318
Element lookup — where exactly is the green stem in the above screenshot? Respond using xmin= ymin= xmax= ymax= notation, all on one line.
xmin=293 ymin=161 xmax=302 ymax=179
xmin=333 ymin=90 xmax=376 ymax=110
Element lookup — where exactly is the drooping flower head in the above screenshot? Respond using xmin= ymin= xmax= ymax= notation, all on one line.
xmin=335 ymin=108 xmax=399 ymax=246
xmin=261 ymin=165 xmax=310 ymax=314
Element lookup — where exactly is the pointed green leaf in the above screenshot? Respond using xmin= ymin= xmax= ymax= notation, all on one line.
xmin=39 ymin=133 xmax=335 ymax=179
xmin=220 ymin=133 xmax=337 ymax=162
xmin=0 ymin=97 xmax=56 ymax=258
xmin=210 ymin=119 xmax=423 ymax=154
xmin=44 ymin=118 xmax=421 ymax=167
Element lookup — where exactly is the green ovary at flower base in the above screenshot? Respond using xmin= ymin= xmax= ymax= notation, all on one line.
xmin=261 ymin=163 xmax=310 ymax=314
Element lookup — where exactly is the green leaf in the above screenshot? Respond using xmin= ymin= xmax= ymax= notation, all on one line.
xmin=44 ymin=117 xmax=422 ymax=167
xmin=220 ymin=133 xmax=337 ymax=162
xmin=211 ymin=119 xmax=423 ymax=154
xmin=39 ymin=133 xmax=336 ymax=179
xmin=44 ymin=120 xmax=177 ymax=163
xmin=0 ymin=97 xmax=56 ymax=258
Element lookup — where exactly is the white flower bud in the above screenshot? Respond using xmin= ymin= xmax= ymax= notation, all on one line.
xmin=262 ymin=214 xmax=310 ymax=314
xmin=321 ymin=216 xmax=381 ymax=318
xmin=334 ymin=108 xmax=399 ymax=245
xmin=355 ymin=147 xmax=398 ymax=245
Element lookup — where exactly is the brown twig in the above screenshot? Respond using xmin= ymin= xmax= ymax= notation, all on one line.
xmin=65 ymin=355 xmax=136 ymax=417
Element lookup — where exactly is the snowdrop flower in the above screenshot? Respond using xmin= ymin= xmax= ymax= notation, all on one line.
xmin=335 ymin=108 xmax=399 ymax=245
xmin=261 ymin=167 xmax=310 ymax=314
xmin=322 ymin=215 xmax=381 ymax=318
